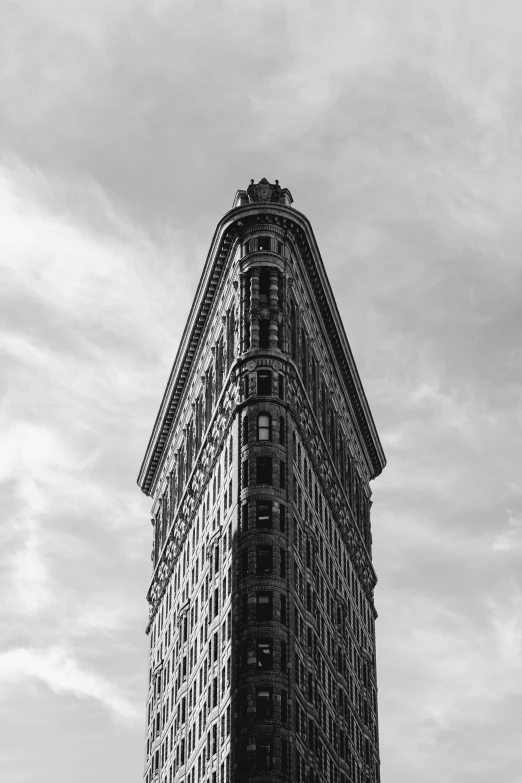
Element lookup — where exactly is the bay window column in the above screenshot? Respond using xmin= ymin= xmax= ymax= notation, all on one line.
xmin=250 ymin=267 xmax=260 ymax=349
xmin=268 ymin=269 xmax=279 ymax=349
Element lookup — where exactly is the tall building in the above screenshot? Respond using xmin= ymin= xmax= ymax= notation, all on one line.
xmin=138 ymin=179 xmax=386 ymax=783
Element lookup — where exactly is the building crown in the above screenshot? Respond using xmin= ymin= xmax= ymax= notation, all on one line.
xmin=232 ymin=178 xmax=294 ymax=208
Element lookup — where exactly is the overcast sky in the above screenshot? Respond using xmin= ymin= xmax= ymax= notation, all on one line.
xmin=1 ymin=1 xmax=522 ymax=781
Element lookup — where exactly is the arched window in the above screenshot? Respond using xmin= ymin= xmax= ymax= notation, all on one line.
xmin=258 ymin=413 xmax=271 ymax=441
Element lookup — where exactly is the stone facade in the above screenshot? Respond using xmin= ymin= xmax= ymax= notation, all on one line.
xmin=138 ymin=179 xmax=386 ymax=783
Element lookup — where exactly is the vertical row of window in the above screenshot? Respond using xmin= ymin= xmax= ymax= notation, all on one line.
xmin=242 ymin=266 xmax=285 ymax=351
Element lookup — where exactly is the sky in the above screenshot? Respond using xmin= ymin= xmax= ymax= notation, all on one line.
xmin=1 ymin=0 xmax=522 ymax=781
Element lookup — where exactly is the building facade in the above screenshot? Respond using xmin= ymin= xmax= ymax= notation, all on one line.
xmin=138 ymin=179 xmax=386 ymax=783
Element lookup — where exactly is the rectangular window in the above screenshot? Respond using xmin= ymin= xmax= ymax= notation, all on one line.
xmin=242 ymin=460 xmax=249 ymax=488
xmin=258 ymin=236 xmax=271 ymax=252
xmin=256 ymin=637 xmax=273 ymax=669
xmin=256 ymin=500 xmax=272 ymax=529
xmin=256 ymin=457 xmax=272 ymax=485
xmin=280 ymin=594 xmax=287 ymax=625
xmin=282 ymin=738 xmax=288 ymax=773
xmin=279 ymin=460 xmax=286 ymax=489
xmin=278 ymin=374 xmax=285 ymax=400
xmin=279 ymin=504 xmax=286 ymax=533
xmin=280 ymin=548 xmax=286 ymax=578
xmin=279 ymin=416 xmax=285 ymax=446
xmin=257 ymin=370 xmax=272 ymax=396
xmin=242 ymin=503 xmax=248 ymax=532
xmin=256 ymin=545 xmax=273 ymax=575
xmin=281 ymin=689 xmax=288 ymax=722
xmin=256 ymin=688 xmax=273 ymax=719
xmin=255 ymin=736 xmax=273 ymax=771
xmin=259 ymin=320 xmax=269 ymax=349
xmin=256 ymin=592 xmax=273 ymax=622
xmin=281 ymin=640 xmax=287 ymax=672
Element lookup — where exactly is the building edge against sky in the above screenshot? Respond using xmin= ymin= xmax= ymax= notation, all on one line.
xmin=137 ymin=179 xmax=386 ymax=783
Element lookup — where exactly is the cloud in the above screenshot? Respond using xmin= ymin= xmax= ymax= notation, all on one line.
xmin=0 ymin=646 xmax=140 ymax=722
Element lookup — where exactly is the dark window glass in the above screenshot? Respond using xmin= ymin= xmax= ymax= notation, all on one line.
xmin=259 ymin=320 xmax=269 ymax=349
xmin=259 ymin=267 xmax=270 ymax=304
xmin=242 ymin=415 xmax=249 ymax=445
xmin=258 ymin=413 xmax=271 ymax=441
xmin=255 ymin=736 xmax=273 ymax=771
xmin=282 ymin=738 xmax=288 ymax=772
xmin=281 ymin=640 xmax=287 ymax=672
xmin=256 ymin=545 xmax=273 ymax=575
xmin=281 ymin=594 xmax=287 ymax=625
xmin=258 ymin=236 xmax=271 ymax=252
xmin=281 ymin=690 xmax=288 ymax=722
xmin=279 ymin=504 xmax=286 ymax=533
xmin=256 ymin=637 xmax=273 ymax=669
xmin=257 ymin=370 xmax=271 ymax=396
xmin=277 ymin=241 xmax=283 ymax=255
xmin=242 ymin=503 xmax=248 ymax=532
xmin=256 ymin=592 xmax=273 ymax=622
xmin=242 ymin=459 xmax=249 ymax=487
xmin=279 ymin=460 xmax=286 ymax=489
xmin=256 ymin=457 xmax=272 ymax=485
xmin=279 ymin=416 xmax=285 ymax=445
xmin=256 ymin=688 xmax=273 ymax=719
xmin=256 ymin=500 xmax=272 ymax=529
xmin=280 ymin=548 xmax=286 ymax=578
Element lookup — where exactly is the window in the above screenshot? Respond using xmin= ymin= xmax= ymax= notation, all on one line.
xmin=242 ymin=415 xmax=249 ymax=445
xmin=258 ymin=236 xmax=271 ymax=252
xmin=256 ymin=592 xmax=273 ymax=621
xmin=256 ymin=545 xmax=273 ymax=575
xmin=281 ymin=689 xmax=288 ymax=722
xmin=256 ymin=457 xmax=272 ymax=485
xmin=256 ymin=637 xmax=273 ymax=669
xmin=259 ymin=320 xmax=269 ymax=349
xmin=255 ymin=736 xmax=273 ymax=771
xmin=279 ymin=460 xmax=286 ymax=489
xmin=280 ymin=594 xmax=287 ymax=625
xmin=279 ymin=503 xmax=286 ymax=533
xmin=242 ymin=460 xmax=249 ymax=487
xmin=241 ymin=503 xmax=248 ymax=532
xmin=256 ymin=688 xmax=273 ymax=719
xmin=256 ymin=500 xmax=272 ymax=529
xmin=257 ymin=370 xmax=271 ymax=396
xmin=279 ymin=416 xmax=285 ymax=445
xmin=259 ymin=267 xmax=270 ymax=304
xmin=277 ymin=241 xmax=283 ymax=255
xmin=282 ymin=738 xmax=288 ymax=773
xmin=280 ymin=548 xmax=286 ymax=578
xmin=281 ymin=640 xmax=287 ymax=672
xmin=257 ymin=414 xmax=271 ymax=441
